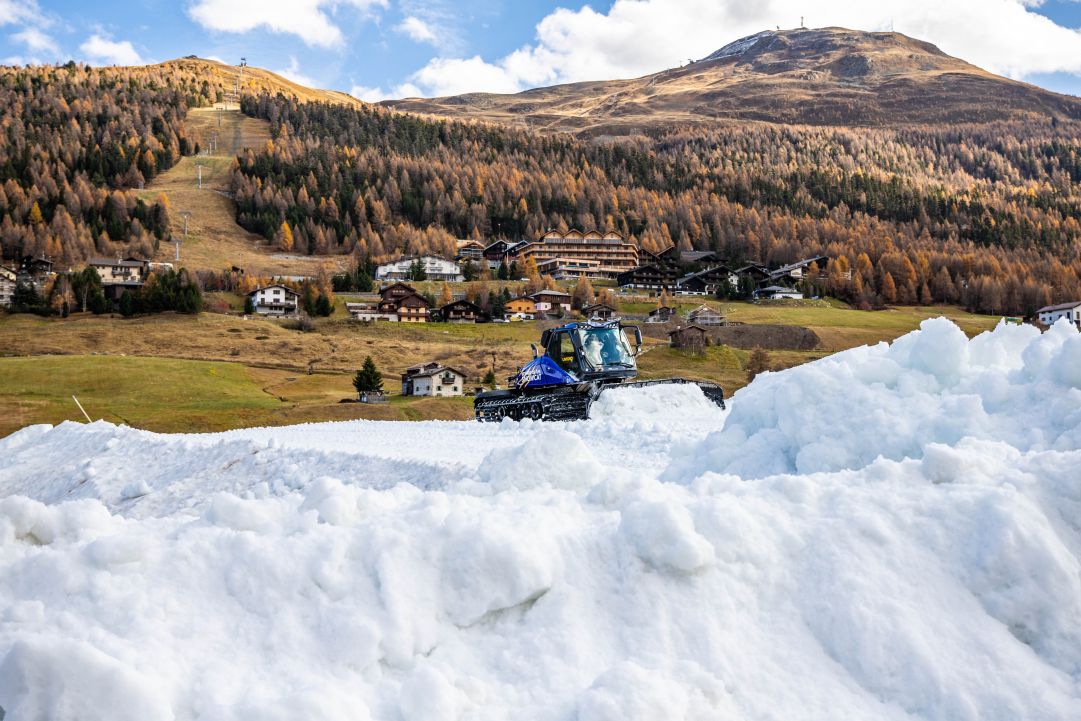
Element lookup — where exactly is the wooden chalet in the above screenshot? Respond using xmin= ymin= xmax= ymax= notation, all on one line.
xmin=581 ymin=303 xmax=617 ymax=321
xmin=528 ymin=290 xmax=573 ymax=315
xmin=675 ymin=266 xmax=733 ymax=294
xmin=441 ymin=299 xmax=486 ymax=323
xmin=688 ymin=305 xmax=725 ymax=326
xmin=375 ymin=282 xmax=431 ymax=322
xmin=395 ymin=292 xmax=430 ymax=322
xmin=616 ymin=263 xmax=681 ymax=290
xmin=768 ymin=256 xmax=828 ymax=285
xmin=648 ymin=305 xmax=675 ymax=323
xmin=506 ymin=296 xmax=537 ymax=317
xmin=641 ymin=244 xmax=680 ymax=265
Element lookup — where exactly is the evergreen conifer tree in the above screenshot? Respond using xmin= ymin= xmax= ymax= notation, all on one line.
xmin=353 ymin=356 xmax=383 ymax=396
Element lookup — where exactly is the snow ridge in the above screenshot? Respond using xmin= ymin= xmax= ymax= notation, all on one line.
xmin=1 ymin=318 xmax=1080 ymax=720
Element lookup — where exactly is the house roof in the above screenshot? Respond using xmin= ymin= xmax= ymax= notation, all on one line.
xmin=771 ymin=256 xmax=828 ymax=275
xmin=442 ymin=299 xmax=481 ymax=311
xmin=668 ymin=324 xmax=708 ymax=336
xmin=88 ymin=257 xmax=147 ymax=268
xmin=733 ymin=264 xmax=769 ymax=275
xmin=250 ymin=284 xmax=298 ymax=296
xmin=406 ymin=361 xmax=443 ymax=372
xmin=396 ymin=293 xmax=430 ymax=307
xmin=410 ymin=365 xmax=466 ymax=379
xmin=1038 ymin=300 xmax=1081 ymax=313
xmin=757 ymin=285 xmax=798 ymax=293
xmin=649 ymin=305 xmax=674 ymax=314
xmin=582 ymin=303 xmax=616 ymax=312
xmin=528 ymin=290 xmax=572 ymax=299
xmin=377 ymin=254 xmax=458 ymax=266
xmin=676 ymin=265 xmax=732 ymax=286
xmin=680 ymin=251 xmax=718 ymax=263
xmin=689 ymin=304 xmax=721 ymax=315
xmin=380 ymin=281 xmax=418 ymax=294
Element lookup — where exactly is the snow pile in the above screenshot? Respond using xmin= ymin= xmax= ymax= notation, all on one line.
xmin=1 ymin=318 xmax=1080 ymax=720
xmin=667 ymin=317 xmax=1081 ymax=479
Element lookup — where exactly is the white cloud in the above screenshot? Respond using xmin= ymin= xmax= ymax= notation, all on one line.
xmin=394 ymin=0 xmax=1081 ymax=98
xmin=275 ymin=56 xmax=316 ymax=87
xmin=80 ymin=34 xmax=145 ymax=66
xmin=12 ymin=26 xmax=57 ymax=55
xmin=396 ymin=15 xmax=437 ymax=45
xmin=187 ymin=0 xmax=387 ymax=49
xmin=350 ymin=81 xmax=422 ymax=102
xmin=0 ymin=0 xmax=36 ymax=26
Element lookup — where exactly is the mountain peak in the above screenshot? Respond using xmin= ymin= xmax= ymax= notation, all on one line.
xmin=384 ymin=26 xmax=1081 ymax=134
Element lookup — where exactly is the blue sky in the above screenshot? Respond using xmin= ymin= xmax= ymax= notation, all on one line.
xmin=4 ymin=0 xmax=1081 ymax=100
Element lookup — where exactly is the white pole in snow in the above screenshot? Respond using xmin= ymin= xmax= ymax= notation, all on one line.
xmin=72 ymin=395 xmax=93 ymax=423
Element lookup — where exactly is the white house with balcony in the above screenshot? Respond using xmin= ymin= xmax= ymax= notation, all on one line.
xmin=1037 ymin=300 xmax=1081 ymax=327
xmin=376 ymin=255 xmax=463 ymax=282
xmin=248 ymin=285 xmax=299 ymax=316
xmin=401 ymin=364 xmax=466 ymax=397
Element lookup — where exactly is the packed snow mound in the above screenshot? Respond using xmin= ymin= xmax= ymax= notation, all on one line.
xmin=667 ymin=317 xmax=1081 ymax=479
xmin=1 ymin=318 xmax=1080 ymax=720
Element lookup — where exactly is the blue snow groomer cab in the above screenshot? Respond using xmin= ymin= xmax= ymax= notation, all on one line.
xmin=474 ymin=319 xmax=725 ymax=421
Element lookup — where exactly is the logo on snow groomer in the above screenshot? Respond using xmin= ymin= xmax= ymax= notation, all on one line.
xmin=516 ymin=364 xmax=543 ymax=387
xmin=516 ymin=357 xmax=576 ymax=388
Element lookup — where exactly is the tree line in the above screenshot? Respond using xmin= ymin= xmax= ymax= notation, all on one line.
xmin=232 ymin=93 xmax=1081 ymax=315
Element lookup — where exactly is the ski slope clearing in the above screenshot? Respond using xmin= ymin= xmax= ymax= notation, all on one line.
xmin=1 ymin=318 xmax=1080 ymax=720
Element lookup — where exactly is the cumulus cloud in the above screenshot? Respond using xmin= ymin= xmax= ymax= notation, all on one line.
xmin=0 ymin=0 xmax=36 ymax=26
xmin=11 ymin=26 xmax=57 ymax=55
xmin=187 ymin=0 xmax=387 ymax=48
xmin=350 ymin=81 xmax=422 ymax=102
xmin=397 ymin=16 xmax=437 ymax=45
xmin=392 ymin=0 xmax=1081 ymax=98
xmin=80 ymin=34 xmax=145 ymax=66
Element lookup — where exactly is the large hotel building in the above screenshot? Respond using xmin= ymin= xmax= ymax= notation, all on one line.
xmin=511 ymin=229 xmax=639 ymax=279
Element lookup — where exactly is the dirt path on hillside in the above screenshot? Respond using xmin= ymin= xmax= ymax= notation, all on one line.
xmin=142 ymin=107 xmax=343 ymax=277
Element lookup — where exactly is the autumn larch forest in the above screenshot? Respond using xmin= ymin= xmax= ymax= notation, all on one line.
xmin=3 ymin=62 xmax=1081 ymax=316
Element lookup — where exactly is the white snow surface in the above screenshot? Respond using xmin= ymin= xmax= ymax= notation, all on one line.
xmin=1 ymin=317 xmax=1080 ymax=720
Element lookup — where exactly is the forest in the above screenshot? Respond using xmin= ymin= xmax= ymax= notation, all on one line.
xmin=0 ymin=62 xmax=230 ymax=268
xmin=3 ymin=57 xmax=1081 ymax=316
xmin=233 ymin=94 xmax=1081 ymax=315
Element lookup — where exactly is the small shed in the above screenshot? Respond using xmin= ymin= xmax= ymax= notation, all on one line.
xmin=668 ymin=325 xmax=709 ymax=353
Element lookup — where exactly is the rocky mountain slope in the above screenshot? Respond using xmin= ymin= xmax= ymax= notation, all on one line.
xmin=383 ymin=27 xmax=1081 ymax=134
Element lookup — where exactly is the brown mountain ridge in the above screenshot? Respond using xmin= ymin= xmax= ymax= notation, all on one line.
xmin=382 ymin=27 xmax=1081 ymax=134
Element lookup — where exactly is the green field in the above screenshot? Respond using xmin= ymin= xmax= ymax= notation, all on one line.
xmin=0 ymin=299 xmax=1002 ymax=437
xmin=0 ymin=355 xmax=473 ymax=436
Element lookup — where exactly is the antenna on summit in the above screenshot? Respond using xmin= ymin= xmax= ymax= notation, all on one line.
xmin=800 ymin=16 xmax=804 ymax=28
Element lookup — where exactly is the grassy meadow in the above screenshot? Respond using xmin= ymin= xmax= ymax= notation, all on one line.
xmin=0 ymin=297 xmax=1002 ymax=437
